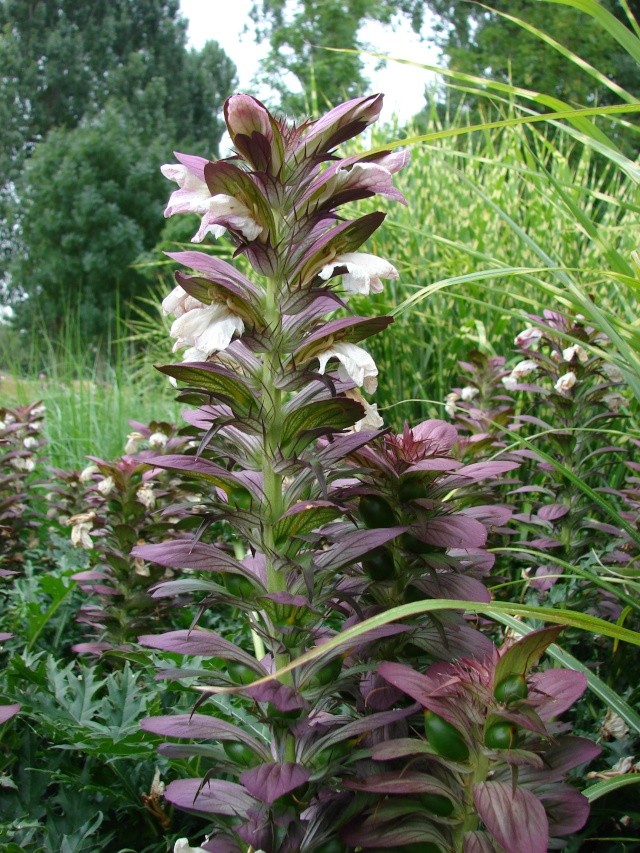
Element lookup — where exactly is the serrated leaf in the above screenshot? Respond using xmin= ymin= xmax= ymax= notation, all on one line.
xmin=281 ymin=398 xmax=365 ymax=451
xmin=273 ymin=501 xmax=342 ymax=542
xmin=157 ymin=363 xmax=256 ymax=414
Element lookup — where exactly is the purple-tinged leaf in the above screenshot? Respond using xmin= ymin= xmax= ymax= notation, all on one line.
xmin=0 ymin=704 xmax=20 ymax=724
xmin=538 ymin=785 xmax=591 ymax=835
xmin=132 ymin=540 xmax=244 ymax=574
xmin=144 ymin=454 xmax=264 ymax=500
xmin=72 ymin=642 xmax=112 ymax=655
xmin=460 ymin=505 xmax=513 ymax=527
xmin=494 ymin=626 xmax=564 ymax=686
xmin=156 ymin=364 xmax=256 ymax=412
xmin=244 ymin=680 xmax=307 ymax=711
xmin=343 ymin=771 xmax=455 ymax=799
xmin=318 ymin=429 xmax=388 ymax=465
xmin=294 ymin=316 xmax=393 ymax=358
xmin=537 ymin=504 xmax=570 ymax=522
xmin=141 ymin=714 xmax=271 ymax=760
xmin=0 ymin=633 xmax=14 ymax=642
xmin=473 ymin=782 xmax=548 ymax=853
xmin=444 ymin=460 xmax=520 ymax=486
xmin=201 ymin=836 xmax=242 ymax=853
xmin=295 ymin=213 xmax=387 ymax=281
xmin=528 ymin=669 xmax=587 ymax=720
xmin=165 ymin=778 xmax=255 ymax=817
xmin=239 ymin=762 xmax=310 ymax=805
xmin=274 ymin=500 xmax=342 ymax=541
xmin=411 ymin=515 xmax=488 ymax=549
xmin=295 ymin=94 xmax=383 ymax=156
xmin=282 ymin=399 xmax=366 ymax=451
xmin=406 ymin=457 xmax=463 ymax=472
xmin=525 ymin=537 xmax=563 ymax=550
xmin=370 ymin=737 xmax=445 ymax=762
xmin=315 ymin=527 xmax=406 ymax=571
xmin=341 ymin=816 xmax=448 ymax=848
xmin=517 ymin=736 xmax=602 ymax=783
xmin=463 ymin=831 xmax=497 ymax=853
xmin=138 ymin=629 xmax=266 ymax=672
xmin=309 ymin=705 xmax=417 ymax=759
xmin=418 ymin=572 xmax=491 ymax=604
xmin=411 ymin=418 xmax=458 ymax=454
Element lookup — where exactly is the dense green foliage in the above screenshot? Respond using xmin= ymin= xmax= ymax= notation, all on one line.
xmin=1 ymin=0 xmax=236 ymax=337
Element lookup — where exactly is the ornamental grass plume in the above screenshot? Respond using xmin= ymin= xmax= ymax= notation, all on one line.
xmin=132 ymin=94 xmax=598 ymax=852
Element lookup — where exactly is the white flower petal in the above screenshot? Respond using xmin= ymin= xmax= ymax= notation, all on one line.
xmin=510 ymin=359 xmax=538 ymax=379
xmin=460 ymin=386 xmax=479 ymax=401
xmin=170 ymin=304 xmax=244 ymax=357
xmin=316 ymin=341 xmax=378 ymax=393
xmin=514 ymin=327 xmax=542 ymax=349
xmin=319 ymin=252 xmax=398 ymax=296
xmin=554 ymin=371 xmax=577 ymax=395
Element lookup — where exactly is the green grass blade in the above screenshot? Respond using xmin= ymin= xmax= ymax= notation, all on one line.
xmin=541 ymin=0 xmax=640 ymax=63
xmin=585 ymin=775 xmax=640 ymax=803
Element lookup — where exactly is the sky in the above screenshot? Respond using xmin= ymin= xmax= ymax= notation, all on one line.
xmin=179 ymin=0 xmax=441 ymax=124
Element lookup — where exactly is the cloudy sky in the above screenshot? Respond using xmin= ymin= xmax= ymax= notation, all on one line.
xmin=179 ymin=0 xmax=440 ymax=123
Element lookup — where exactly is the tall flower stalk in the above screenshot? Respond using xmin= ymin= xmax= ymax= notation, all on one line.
xmin=134 ymin=95 xmax=597 ymax=853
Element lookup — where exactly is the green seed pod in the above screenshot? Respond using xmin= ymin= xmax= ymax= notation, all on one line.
xmin=309 ymin=657 xmax=343 ymax=687
xmin=314 ymin=840 xmax=347 ymax=853
xmin=419 ymin=793 xmax=455 ymax=816
xmin=424 ymin=711 xmax=470 ymax=762
xmin=494 ymin=673 xmax=528 ymax=704
xmin=484 ymin=721 xmax=518 ymax=750
xmin=359 ymin=495 xmax=396 ymax=528
xmin=224 ymin=573 xmax=254 ymax=598
xmin=400 ymin=532 xmax=432 ymax=555
xmin=227 ymin=662 xmax=258 ymax=685
xmin=228 ymin=485 xmax=252 ymax=509
xmin=398 ymin=476 xmax=426 ymax=503
xmin=362 ymin=546 xmax=395 ymax=581
xmin=222 ymin=740 xmax=258 ymax=767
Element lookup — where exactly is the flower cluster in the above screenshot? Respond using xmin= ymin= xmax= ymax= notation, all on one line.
xmin=0 ymin=403 xmax=46 ymax=577
xmin=68 ymin=421 xmax=197 ymax=654
xmin=132 ymin=95 xmax=598 ymax=852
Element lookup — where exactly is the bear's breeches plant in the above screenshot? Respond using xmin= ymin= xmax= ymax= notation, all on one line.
xmin=133 ymin=93 xmax=598 ymax=853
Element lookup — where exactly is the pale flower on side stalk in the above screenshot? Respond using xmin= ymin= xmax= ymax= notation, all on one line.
xmin=514 ymin=326 xmax=543 ymax=348
xmin=161 ymin=154 xmax=262 ymax=243
xmin=318 ymin=252 xmax=398 ymax=296
xmin=170 ymin=303 xmax=244 ymax=358
xmin=555 ymin=370 xmax=577 ymax=395
xmin=97 ymin=476 xmax=115 ymax=497
xmin=316 ymin=341 xmax=379 ymax=393
xmin=562 ymin=343 xmax=589 ymax=363
xmin=125 ymin=431 xmax=145 ymax=455
xmin=345 ymin=388 xmax=384 ymax=431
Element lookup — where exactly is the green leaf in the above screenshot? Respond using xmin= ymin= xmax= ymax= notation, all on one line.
xmin=494 ymin=626 xmax=564 ymax=685
xmin=273 ymin=502 xmax=342 ymax=543
xmin=585 ymin=774 xmax=640 ymax=803
xmin=281 ymin=398 xmax=365 ymax=451
xmin=541 ymin=0 xmax=640 ymax=64
xmin=157 ymin=363 xmax=256 ymax=414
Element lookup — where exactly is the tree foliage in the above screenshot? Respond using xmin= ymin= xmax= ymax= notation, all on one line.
xmin=428 ymin=0 xmax=640 ymax=104
xmin=249 ymin=0 xmax=425 ymax=113
xmin=1 ymin=0 xmax=237 ymax=337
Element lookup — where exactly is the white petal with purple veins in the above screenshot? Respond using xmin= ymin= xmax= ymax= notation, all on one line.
xmin=316 ymin=341 xmax=378 ymax=392
xmin=319 ymin=252 xmax=398 ymax=295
